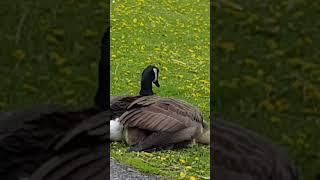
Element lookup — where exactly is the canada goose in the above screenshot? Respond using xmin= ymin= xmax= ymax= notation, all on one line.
xmin=109 ymin=64 xmax=210 ymax=152
xmin=110 ymin=95 xmax=210 ymax=151
xmin=109 ymin=64 xmax=298 ymax=178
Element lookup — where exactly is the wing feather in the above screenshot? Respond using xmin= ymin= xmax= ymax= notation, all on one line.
xmin=118 ymin=96 xmax=203 ymax=132
xmin=120 ymin=109 xmax=187 ymax=132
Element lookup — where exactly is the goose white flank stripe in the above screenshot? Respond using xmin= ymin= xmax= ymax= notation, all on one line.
xmin=110 ymin=118 xmax=123 ymax=141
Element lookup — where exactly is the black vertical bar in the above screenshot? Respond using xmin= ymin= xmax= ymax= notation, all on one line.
xmin=210 ymin=0 xmax=214 ymax=179
xmin=106 ymin=0 xmax=111 ymax=178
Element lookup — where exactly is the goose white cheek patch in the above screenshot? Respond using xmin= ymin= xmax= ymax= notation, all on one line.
xmin=153 ymin=68 xmax=158 ymax=82
xmin=110 ymin=118 xmax=123 ymax=141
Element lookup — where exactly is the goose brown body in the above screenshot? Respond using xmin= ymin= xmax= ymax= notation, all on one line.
xmin=110 ymin=95 xmax=207 ymax=151
xmin=120 ymin=96 xmax=203 ymax=133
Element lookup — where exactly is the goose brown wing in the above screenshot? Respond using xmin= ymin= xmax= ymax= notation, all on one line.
xmin=120 ymin=96 xmax=203 ymax=132
xmin=165 ymin=97 xmax=203 ymax=123
xmin=110 ymin=96 xmax=141 ymax=118
xmin=120 ymin=108 xmax=187 ymax=132
xmin=127 ymin=96 xmax=203 ymax=123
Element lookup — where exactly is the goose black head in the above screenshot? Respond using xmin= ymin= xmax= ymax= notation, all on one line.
xmin=139 ymin=65 xmax=160 ymax=96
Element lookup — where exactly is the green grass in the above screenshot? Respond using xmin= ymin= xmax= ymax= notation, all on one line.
xmin=110 ymin=0 xmax=210 ymax=179
xmin=214 ymin=1 xmax=320 ymax=179
xmin=111 ymin=142 xmax=209 ymax=180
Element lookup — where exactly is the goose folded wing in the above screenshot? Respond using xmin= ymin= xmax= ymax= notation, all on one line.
xmin=163 ymin=98 xmax=203 ymax=123
xmin=119 ymin=108 xmax=189 ymax=132
xmin=127 ymin=96 xmax=203 ymax=123
xmin=126 ymin=96 xmax=160 ymax=110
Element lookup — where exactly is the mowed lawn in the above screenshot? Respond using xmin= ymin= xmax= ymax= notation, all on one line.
xmin=214 ymin=1 xmax=320 ymax=179
xmin=110 ymin=0 xmax=210 ymax=179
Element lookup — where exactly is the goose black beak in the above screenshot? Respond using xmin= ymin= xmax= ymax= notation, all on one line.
xmin=154 ymin=81 xmax=160 ymax=87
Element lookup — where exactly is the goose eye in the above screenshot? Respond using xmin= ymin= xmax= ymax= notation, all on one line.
xmin=153 ymin=68 xmax=158 ymax=82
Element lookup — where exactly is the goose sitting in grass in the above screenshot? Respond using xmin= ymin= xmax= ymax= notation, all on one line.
xmin=108 ymin=66 xmax=297 ymax=179
xmin=109 ymin=65 xmax=210 ymax=152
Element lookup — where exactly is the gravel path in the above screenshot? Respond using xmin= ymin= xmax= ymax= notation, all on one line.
xmin=110 ymin=158 xmax=162 ymax=180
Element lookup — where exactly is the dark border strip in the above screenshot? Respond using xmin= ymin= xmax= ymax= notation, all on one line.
xmin=106 ymin=0 xmax=111 ymax=178
xmin=210 ymin=0 xmax=214 ymax=179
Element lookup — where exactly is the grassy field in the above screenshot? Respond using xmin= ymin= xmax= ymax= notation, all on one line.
xmin=110 ymin=0 xmax=210 ymax=179
xmin=214 ymin=1 xmax=320 ymax=179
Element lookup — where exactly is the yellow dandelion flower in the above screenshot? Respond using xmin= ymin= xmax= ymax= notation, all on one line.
xmin=217 ymin=41 xmax=235 ymax=52
xmin=23 ymin=84 xmax=38 ymax=93
xmin=270 ymin=116 xmax=281 ymax=123
xmin=49 ymin=52 xmax=65 ymax=66
xmin=179 ymin=159 xmax=186 ymax=164
xmin=259 ymin=99 xmax=274 ymax=112
xmin=176 ymin=75 xmax=183 ymax=78
xmin=199 ymin=80 xmax=209 ymax=84
xmin=52 ymin=29 xmax=65 ymax=37
xmin=143 ymin=152 xmax=153 ymax=157
xmin=189 ymin=176 xmax=196 ymax=180
xmin=60 ymin=68 xmax=72 ymax=75
xmin=160 ymin=157 xmax=166 ymax=161
xmin=179 ymin=172 xmax=186 ymax=178
xmin=46 ymin=34 xmax=58 ymax=44
xmin=12 ymin=49 xmax=26 ymax=61
xmin=136 ymin=0 xmax=144 ymax=5
xmin=140 ymin=45 xmax=145 ymax=51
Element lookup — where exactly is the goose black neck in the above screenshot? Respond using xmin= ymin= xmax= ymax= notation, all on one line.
xmin=94 ymin=29 xmax=110 ymax=110
xmin=139 ymin=79 xmax=153 ymax=96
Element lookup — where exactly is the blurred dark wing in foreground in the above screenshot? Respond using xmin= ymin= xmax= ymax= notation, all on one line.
xmin=30 ymin=145 xmax=107 ymax=180
xmin=214 ymin=119 xmax=299 ymax=180
xmin=0 ymin=105 xmax=108 ymax=180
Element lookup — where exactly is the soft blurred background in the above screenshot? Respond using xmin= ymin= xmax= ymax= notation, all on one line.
xmin=0 ymin=0 xmax=106 ymax=110
xmin=214 ymin=0 xmax=320 ymax=179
